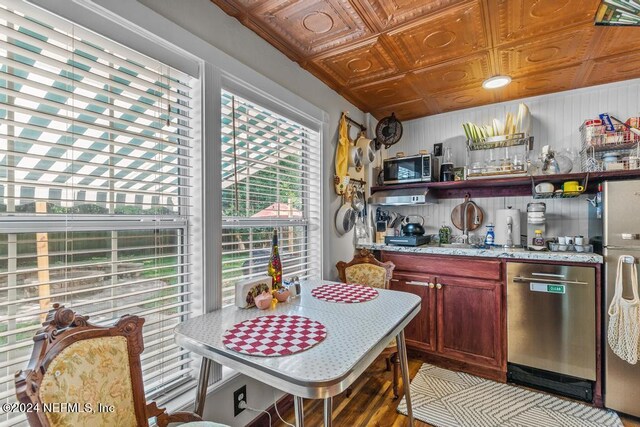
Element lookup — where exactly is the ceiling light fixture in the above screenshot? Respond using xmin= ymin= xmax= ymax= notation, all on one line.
xmin=482 ymin=75 xmax=512 ymax=89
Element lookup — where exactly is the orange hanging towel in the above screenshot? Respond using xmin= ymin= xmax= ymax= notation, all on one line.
xmin=334 ymin=113 xmax=350 ymax=195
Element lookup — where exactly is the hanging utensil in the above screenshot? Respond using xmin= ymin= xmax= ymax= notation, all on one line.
xmin=373 ymin=113 xmax=403 ymax=150
xmin=336 ymin=196 xmax=356 ymax=235
xmin=356 ymin=131 xmax=376 ymax=165
xmin=348 ymin=145 xmax=364 ymax=172
xmin=354 ymin=211 xmax=369 ymax=241
xmin=451 ymin=195 xmax=484 ymax=231
xmin=351 ymin=187 xmax=365 ymax=212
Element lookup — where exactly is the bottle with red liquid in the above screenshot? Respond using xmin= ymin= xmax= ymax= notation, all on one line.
xmin=267 ymin=228 xmax=283 ymax=290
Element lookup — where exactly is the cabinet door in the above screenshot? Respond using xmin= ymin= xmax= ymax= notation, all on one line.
xmin=390 ymin=275 xmax=436 ymax=352
xmin=436 ymin=276 xmax=503 ymax=367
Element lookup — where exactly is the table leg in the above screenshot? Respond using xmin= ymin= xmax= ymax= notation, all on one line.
xmin=194 ymin=357 xmax=212 ymax=417
xmin=294 ymin=396 xmax=305 ymax=426
xmin=323 ymin=396 xmax=332 ymax=427
xmin=396 ymin=330 xmax=414 ymax=427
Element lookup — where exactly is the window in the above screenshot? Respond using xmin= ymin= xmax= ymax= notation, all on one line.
xmin=0 ymin=2 xmax=195 ymax=425
xmin=220 ymin=89 xmax=321 ymax=306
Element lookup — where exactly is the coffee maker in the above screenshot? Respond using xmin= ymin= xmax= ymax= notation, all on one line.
xmin=439 ymin=146 xmax=455 ymax=182
xmin=526 ymin=202 xmax=546 ymax=250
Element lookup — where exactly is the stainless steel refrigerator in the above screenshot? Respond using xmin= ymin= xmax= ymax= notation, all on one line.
xmin=592 ymin=180 xmax=640 ymax=417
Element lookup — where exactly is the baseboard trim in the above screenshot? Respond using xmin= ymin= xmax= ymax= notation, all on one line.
xmin=246 ymin=394 xmax=294 ymax=427
xmin=410 ymin=349 xmax=506 ymax=383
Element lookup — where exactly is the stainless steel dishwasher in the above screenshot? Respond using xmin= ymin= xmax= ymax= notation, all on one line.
xmin=506 ymin=262 xmax=596 ymax=402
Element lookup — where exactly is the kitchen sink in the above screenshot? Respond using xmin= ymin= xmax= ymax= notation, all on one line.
xmin=493 ymin=246 xmax=528 ymax=252
xmin=440 ymin=243 xmax=480 ymax=249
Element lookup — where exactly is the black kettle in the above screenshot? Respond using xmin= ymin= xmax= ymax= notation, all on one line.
xmin=401 ymin=215 xmax=425 ymax=236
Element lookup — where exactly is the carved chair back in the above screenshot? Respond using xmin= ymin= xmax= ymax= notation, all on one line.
xmin=336 ymin=248 xmax=395 ymax=289
xmin=14 ymin=304 xmax=200 ymax=427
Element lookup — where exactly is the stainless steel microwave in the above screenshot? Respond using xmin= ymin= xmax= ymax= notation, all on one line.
xmin=383 ymin=154 xmax=438 ymax=184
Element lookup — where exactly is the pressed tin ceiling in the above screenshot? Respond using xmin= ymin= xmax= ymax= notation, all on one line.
xmin=210 ymin=0 xmax=640 ymax=121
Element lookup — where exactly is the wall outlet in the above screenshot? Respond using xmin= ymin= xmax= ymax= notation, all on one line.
xmin=433 ymin=143 xmax=443 ymax=157
xmin=233 ymin=385 xmax=247 ymax=416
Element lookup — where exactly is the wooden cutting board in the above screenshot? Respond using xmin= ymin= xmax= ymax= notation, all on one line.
xmin=451 ymin=198 xmax=484 ymax=231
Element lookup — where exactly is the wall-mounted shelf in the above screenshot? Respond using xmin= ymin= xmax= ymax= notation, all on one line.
xmin=370 ymin=169 xmax=640 ymax=199
xmin=531 ymin=174 xmax=588 ymax=199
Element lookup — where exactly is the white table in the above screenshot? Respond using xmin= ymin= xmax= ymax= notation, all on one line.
xmin=174 ymin=279 xmax=421 ymax=426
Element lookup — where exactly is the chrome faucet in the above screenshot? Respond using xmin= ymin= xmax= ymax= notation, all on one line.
xmin=462 ymin=200 xmax=481 ymax=244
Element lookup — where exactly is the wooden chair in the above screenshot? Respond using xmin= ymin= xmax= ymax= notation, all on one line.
xmin=15 ymin=303 xmax=224 ymax=427
xmin=336 ymin=249 xmax=400 ymax=399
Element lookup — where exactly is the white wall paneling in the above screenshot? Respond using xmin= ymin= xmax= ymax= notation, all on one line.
xmin=384 ymin=78 xmax=640 ymax=242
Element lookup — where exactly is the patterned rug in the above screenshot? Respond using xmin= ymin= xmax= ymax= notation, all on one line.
xmin=398 ymin=364 xmax=622 ymax=427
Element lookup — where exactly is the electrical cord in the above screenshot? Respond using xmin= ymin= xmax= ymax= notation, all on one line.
xmin=238 ymin=400 xmax=271 ymax=426
xmin=273 ymin=393 xmax=294 ymax=427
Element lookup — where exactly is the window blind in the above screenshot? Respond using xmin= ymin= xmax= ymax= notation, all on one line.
xmin=221 ymin=90 xmax=321 ymax=307
xmin=0 ymin=2 xmax=194 ymax=425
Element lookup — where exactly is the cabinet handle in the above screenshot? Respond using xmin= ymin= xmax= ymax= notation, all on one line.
xmin=390 ymin=279 xmax=400 ymax=283
xmin=436 ymin=283 xmax=442 ymax=290
xmin=406 ymin=280 xmax=430 ymax=287
xmin=428 ymin=283 xmax=435 ymax=289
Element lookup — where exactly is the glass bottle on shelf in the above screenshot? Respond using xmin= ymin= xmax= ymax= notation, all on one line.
xmin=443 ymin=146 xmax=453 ymax=164
xmin=267 ymin=228 xmax=283 ymax=290
xmin=440 ymin=146 xmax=455 ymax=181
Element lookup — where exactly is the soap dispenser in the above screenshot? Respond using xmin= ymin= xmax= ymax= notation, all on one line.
xmin=485 ymin=223 xmax=495 ymax=246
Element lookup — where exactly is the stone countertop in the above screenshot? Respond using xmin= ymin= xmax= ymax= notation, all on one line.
xmin=358 ymin=243 xmax=603 ymax=264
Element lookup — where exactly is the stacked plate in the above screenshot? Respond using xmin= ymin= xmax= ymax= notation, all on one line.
xmin=462 ymin=103 xmax=531 ymax=143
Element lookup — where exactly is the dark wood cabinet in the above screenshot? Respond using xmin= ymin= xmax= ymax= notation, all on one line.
xmin=436 ymin=275 xmax=503 ymax=368
xmin=389 ymin=273 xmax=437 ymax=352
xmin=381 ymin=251 xmax=506 ymax=381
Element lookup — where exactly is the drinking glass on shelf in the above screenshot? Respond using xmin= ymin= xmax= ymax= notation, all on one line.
xmin=485 ymin=149 xmax=497 ymax=167
xmin=513 ymin=154 xmax=525 ymax=171
xmin=500 ymin=158 xmax=513 ymax=171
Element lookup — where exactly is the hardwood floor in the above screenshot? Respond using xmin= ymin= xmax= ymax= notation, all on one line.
xmin=271 ymin=356 xmax=640 ymax=427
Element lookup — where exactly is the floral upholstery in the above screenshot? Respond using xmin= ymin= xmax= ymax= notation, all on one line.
xmin=345 ymin=263 xmax=388 ymax=289
xmin=345 ymin=264 xmax=395 ymax=348
xmin=39 ymin=336 xmax=138 ymax=427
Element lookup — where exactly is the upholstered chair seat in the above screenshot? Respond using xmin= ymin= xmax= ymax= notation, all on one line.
xmin=15 ymin=304 xmax=229 ymax=427
xmin=336 ymin=249 xmax=400 ymax=399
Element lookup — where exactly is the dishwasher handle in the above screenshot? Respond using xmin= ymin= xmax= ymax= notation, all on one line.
xmin=512 ymin=276 xmax=588 ymax=286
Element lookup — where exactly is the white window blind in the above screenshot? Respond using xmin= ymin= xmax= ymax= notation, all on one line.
xmin=0 ymin=2 xmax=195 ymax=425
xmin=221 ymin=89 xmax=321 ymax=307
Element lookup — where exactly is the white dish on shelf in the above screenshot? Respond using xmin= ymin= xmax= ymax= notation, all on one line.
xmin=516 ymin=103 xmax=531 ymax=135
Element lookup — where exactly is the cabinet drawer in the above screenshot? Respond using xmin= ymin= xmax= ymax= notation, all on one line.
xmin=382 ymin=252 xmax=502 ymax=281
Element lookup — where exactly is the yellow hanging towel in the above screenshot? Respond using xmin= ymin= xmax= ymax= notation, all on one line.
xmin=334 ymin=113 xmax=350 ymax=195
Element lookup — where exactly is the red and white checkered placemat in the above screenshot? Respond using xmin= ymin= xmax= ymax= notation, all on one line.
xmin=222 ymin=314 xmax=327 ymax=357
xmin=311 ymin=283 xmax=378 ymax=303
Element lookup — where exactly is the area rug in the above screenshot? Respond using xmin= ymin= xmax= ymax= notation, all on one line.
xmin=397 ymin=364 xmax=622 ymax=427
